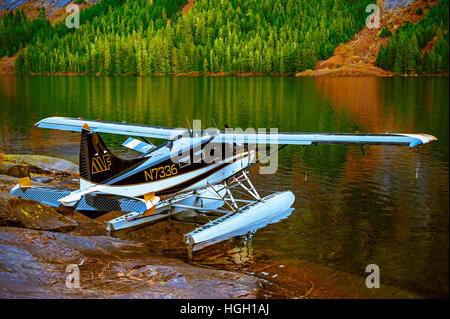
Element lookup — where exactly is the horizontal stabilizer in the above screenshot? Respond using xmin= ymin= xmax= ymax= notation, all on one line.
xmin=10 ymin=185 xmax=73 ymax=208
xmin=122 ymin=137 xmax=155 ymax=153
xmin=75 ymin=193 xmax=147 ymax=212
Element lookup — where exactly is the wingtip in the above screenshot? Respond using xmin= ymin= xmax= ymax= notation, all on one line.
xmin=427 ymin=134 xmax=438 ymax=143
xmin=34 ymin=118 xmax=45 ymax=127
xmin=407 ymin=133 xmax=437 ymax=148
xmin=420 ymin=133 xmax=438 ymax=144
xmin=35 ymin=116 xmax=59 ymax=127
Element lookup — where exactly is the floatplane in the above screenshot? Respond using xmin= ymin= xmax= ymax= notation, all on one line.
xmin=10 ymin=117 xmax=436 ymax=250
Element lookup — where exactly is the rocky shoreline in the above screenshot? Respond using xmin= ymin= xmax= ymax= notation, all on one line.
xmin=0 ymin=226 xmax=260 ymax=298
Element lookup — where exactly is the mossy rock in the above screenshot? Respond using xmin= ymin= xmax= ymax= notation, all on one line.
xmin=0 ymin=162 xmax=30 ymax=177
xmin=0 ymin=193 xmax=78 ymax=232
xmin=0 ymin=154 xmax=78 ymax=176
xmin=7 ymin=164 xmax=30 ymax=178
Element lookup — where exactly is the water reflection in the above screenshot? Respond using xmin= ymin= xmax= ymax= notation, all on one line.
xmin=192 ymin=208 xmax=294 ymax=254
xmin=192 ymin=234 xmax=255 ymax=268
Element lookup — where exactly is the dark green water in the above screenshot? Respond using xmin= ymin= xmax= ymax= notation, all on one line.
xmin=0 ymin=75 xmax=448 ymax=298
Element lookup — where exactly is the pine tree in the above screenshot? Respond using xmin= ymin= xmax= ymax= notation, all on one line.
xmin=376 ymin=45 xmax=386 ymax=69
xmin=14 ymin=0 xmax=440 ymax=76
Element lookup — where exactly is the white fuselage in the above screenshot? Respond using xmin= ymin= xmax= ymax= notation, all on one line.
xmin=59 ymin=150 xmax=255 ymax=206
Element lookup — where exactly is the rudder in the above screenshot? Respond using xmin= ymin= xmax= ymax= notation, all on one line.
xmin=79 ymin=124 xmax=143 ymax=184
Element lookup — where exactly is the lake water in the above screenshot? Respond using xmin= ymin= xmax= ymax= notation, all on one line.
xmin=0 ymin=75 xmax=448 ymax=298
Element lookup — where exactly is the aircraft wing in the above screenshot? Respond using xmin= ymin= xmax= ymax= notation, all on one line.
xmin=35 ymin=117 xmax=187 ymax=139
xmin=36 ymin=117 xmax=437 ymax=148
xmin=211 ymin=132 xmax=437 ymax=148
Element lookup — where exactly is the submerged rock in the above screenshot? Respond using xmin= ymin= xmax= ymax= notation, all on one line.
xmin=0 ymin=154 xmax=79 ymax=176
xmin=0 ymin=227 xmax=259 ymax=298
xmin=30 ymin=175 xmax=54 ymax=184
xmin=0 ymin=193 xmax=78 ymax=232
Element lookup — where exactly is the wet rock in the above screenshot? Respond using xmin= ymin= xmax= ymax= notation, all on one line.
xmin=0 ymin=193 xmax=78 ymax=232
xmin=47 ymin=176 xmax=79 ymax=189
xmin=0 ymin=154 xmax=80 ymax=194
xmin=0 ymin=173 xmax=75 ymax=194
xmin=58 ymin=208 xmax=108 ymax=236
xmin=0 ymin=163 xmax=30 ymax=178
xmin=0 ymin=227 xmax=259 ymax=298
xmin=30 ymin=175 xmax=54 ymax=184
xmin=0 ymin=174 xmax=22 ymax=190
xmin=0 ymin=154 xmax=79 ymax=176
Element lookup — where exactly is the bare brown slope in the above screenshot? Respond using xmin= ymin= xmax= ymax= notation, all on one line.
xmin=0 ymin=1 xmax=98 ymax=22
xmin=0 ymin=54 xmax=16 ymax=75
xmin=296 ymin=0 xmax=439 ymax=77
xmin=181 ymin=0 xmax=195 ymax=15
xmin=0 ymin=1 xmax=100 ymax=74
xmin=48 ymin=1 xmax=98 ymax=24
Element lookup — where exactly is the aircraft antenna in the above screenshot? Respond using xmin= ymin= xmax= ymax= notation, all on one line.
xmin=185 ymin=117 xmax=193 ymax=137
xmin=212 ymin=119 xmax=220 ymax=134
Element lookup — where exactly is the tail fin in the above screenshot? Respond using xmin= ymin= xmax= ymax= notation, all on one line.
xmin=80 ymin=124 xmax=143 ymax=184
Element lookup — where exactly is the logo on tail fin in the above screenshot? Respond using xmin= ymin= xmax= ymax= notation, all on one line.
xmin=91 ymin=154 xmax=112 ymax=174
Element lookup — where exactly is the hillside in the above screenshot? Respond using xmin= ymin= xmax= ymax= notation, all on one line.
xmin=376 ymin=0 xmax=449 ymax=75
xmin=0 ymin=0 xmax=102 ymax=74
xmin=0 ymin=1 xmax=100 ymax=20
xmin=296 ymin=0 xmax=448 ymax=76
xmin=8 ymin=0 xmax=374 ymax=76
xmin=1 ymin=0 xmax=449 ymax=76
